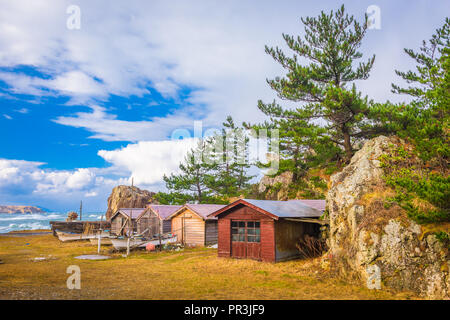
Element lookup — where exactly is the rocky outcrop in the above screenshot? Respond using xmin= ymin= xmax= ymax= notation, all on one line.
xmin=105 ymin=185 xmax=157 ymax=220
xmin=327 ymin=136 xmax=449 ymax=299
xmin=257 ymin=171 xmax=293 ymax=200
xmin=0 ymin=206 xmax=46 ymax=214
xmin=257 ymin=170 xmax=327 ymax=200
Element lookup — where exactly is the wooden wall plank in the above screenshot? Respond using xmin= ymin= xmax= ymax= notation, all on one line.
xmin=171 ymin=208 xmax=206 ymax=246
xmin=216 ymin=204 xmax=275 ymax=262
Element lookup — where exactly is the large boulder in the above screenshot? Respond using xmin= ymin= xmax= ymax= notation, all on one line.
xmin=257 ymin=171 xmax=293 ymax=199
xmin=327 ymin=136 xmax=449 ymax=299
xmin=105 ymin=185 xmax=157 ymax=220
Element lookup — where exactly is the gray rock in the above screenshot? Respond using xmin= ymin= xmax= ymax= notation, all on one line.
xmin=327 ymin=136 xmax=449 ymax=299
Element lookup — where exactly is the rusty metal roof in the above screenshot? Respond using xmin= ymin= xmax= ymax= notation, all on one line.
xmin=148 ymin=204 xmax=183 ymax=220
xmin=184 ymin=204 xmax=226 ymax=220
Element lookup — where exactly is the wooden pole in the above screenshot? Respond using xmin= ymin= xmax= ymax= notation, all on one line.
xmin=80 ymin=200 xmax=82 ymax=221
xmin=97 ymin=230 xmax=101 ymax=254
xmin=182 ymin=215 xmax=185 ymax=245
xmin=159 ymin=229 xmax=162 ymax=252
xmin=159 ymin=219 xmax=162 ymax=251
xmin=97 ymin=215 xmax=103 ymax=254
xmin=127 ymin=177 xmax=134 ymax=257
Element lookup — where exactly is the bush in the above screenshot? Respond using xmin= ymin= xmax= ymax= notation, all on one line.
xmin=296 ymin=234 xmax=328 ymax=258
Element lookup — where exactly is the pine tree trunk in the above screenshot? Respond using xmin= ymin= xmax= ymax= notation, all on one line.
xmin=342 ymin=128 xmax=353 ymax=163
xmin=196 ymin=181 xmax=202 ymax=203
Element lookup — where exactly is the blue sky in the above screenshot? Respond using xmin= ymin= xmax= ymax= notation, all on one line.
xmin=0 ymin=0 xmax=448 ymax=212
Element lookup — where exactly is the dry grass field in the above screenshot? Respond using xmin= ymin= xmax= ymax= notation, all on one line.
xmin=0 ymin=233 xmax=419 ymax=300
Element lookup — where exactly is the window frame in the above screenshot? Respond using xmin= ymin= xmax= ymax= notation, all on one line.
xmin=231 ymin=220 xmax=261 ymax=243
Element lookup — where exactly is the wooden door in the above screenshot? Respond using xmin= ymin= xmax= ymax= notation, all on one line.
xmin=245 ymin=221 xmax=261 ymax=260
xmin=231 ymin=221 xmax=261 ymax=260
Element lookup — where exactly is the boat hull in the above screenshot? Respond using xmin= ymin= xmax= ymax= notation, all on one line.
xmin=56 ymin=230 xmax=109 ymax=242
xmin=89 ymin=237 xmax=112 ymax=245
xmin=110 ymin=235 xmax=178 ymax=250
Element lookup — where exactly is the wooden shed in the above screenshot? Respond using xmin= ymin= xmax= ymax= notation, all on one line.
xmin=110 ymin=208 xmax=146 ymax=236
xmin=135 ymin=204 xmax=182 ymax=237
xmin=168 ymin=204 xmax=226 ymax=247
xmin=209 ymin=199 xmax=326 ymax=262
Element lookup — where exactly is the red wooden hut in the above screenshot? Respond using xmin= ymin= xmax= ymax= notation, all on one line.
xmin=208 ymin=199 xmax=326 ymax=262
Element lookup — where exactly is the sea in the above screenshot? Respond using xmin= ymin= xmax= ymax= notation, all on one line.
xmin=0 ymin=212 xmax=105 ymax=233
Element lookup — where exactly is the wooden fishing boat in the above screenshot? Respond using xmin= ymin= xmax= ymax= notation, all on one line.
xmin=55 ymin=230 xmax=87 ymax=242
xmin=56 ymin=230 xmax=109 ymax=242
xmin=110 ymin=234 xmax=178 ymax=250
xmin=89 ymin=237 xmax=113 ymax=245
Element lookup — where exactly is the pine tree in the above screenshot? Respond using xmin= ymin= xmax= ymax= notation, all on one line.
xmin=162 ymin=139 xmax=215 ymax=203
xmin=255 ymin=5 xmax=383 ymax=164
xmin=207 ymin=116 xmax=254 ymax=197
xmin=161 ymin=117 xmax=254 ymax=203
xmin=390 ymin=18 xmax=449 ymax=165
xmin=374 ymin=19 xmax=449 ymax=223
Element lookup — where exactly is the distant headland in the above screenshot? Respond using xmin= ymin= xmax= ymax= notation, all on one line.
xmin=0 ymin=205 xmax=47 ymax=214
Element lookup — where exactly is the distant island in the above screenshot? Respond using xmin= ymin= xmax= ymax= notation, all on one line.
xmin=0 ymin=205 xmax=47 ymax=214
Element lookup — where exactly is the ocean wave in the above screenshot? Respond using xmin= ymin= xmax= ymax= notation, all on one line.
xmin=0 ymin=212 xmax=103 ymax=233
xmin=0 ymin=213 xmax=64 ymax=221
xmin=0 ymin=222 xmax=51 ymax=232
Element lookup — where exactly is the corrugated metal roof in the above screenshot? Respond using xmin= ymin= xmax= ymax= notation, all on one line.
xmin=185 ymin=204 xmax=226 ymax=220
xmin=242 ymin=199 xmax=323 ymax=218
xmin=148 ymin=204 xmax=183 ymax=220
xmin=296 ymin=199 xmax=326 ymax=212
xmin=117 ymin=208 xmax=146 ymax=219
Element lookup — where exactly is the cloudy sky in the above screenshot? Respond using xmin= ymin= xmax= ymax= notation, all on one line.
xmin=0 ymin=0 xmax=448 ymax=212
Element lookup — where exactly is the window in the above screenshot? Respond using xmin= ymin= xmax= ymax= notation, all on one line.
xmin=246 ymin=221 xmax=260 ymax=243
xmin=231 ymin=221 xmax=245 ymax=242
xmin=231 ymin=221 xmax=260 ymax=243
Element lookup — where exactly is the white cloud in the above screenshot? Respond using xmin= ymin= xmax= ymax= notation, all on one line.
xmin=14 ymin=108 xmax=29 ymax=114
xmin=53 ymin=105 xmax=198 ymax=142
xmin=2 ymin=0 xmax=447 ymax=141
xmin=3 ymin=114 xmax=12 ymax=120
xmin=0 ymin=158 xmax=122 ymax=211
xmin=0 ymin=137 xmax=197 ymax=210
xmin=85 ymin=191 xmax=98 ymax=197
xmin=0 ymin=71 xmax=49 ymax=96
xmin=0 ymin=159 xmax=95 ymax=196
xmin=65 ymin=168 xmax=95 ymax=189
xmin=1 ymin=0 xmax=449 ymax=211
xmin=97 ymin=138 xmax=198 ymax=186
xmin=47 ymin=71 xmax=107 ymax=96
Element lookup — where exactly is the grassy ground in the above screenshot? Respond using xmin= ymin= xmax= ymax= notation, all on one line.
xmin=0 ymin=233 xmax=419 ymax=300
